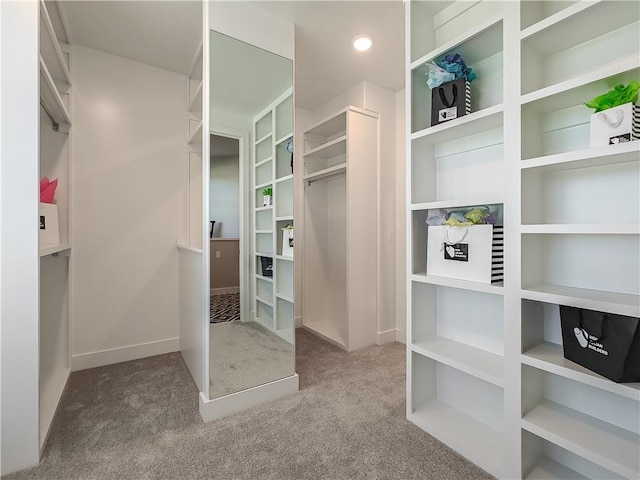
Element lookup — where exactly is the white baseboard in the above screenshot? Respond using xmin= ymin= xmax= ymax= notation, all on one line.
xmin=71 ymin=337 xmax=180 ymax=371
xmin=199 ymin=373 xmax=299 ymax=422
xmin=210 ymin=286 xmax=239 ymax=295
xmin=396 ymin=329 xmax=406 ymax=344
xmin=377 ymin=329 xmax=398 ymax=345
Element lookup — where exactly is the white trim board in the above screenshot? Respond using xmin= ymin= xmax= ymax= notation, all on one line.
xmin=377 ymin=329 xmax=398 ymax=345
xmin=210 ymin=287 xmax=240 ymax=295
xmin=199 ymin=374 xmax=299 ymax=423
xmin=71 ymin=337 xmax=179 ymax=371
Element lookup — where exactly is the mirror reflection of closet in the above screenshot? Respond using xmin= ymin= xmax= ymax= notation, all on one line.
xmin=209 ymin=30 xmax=294 ymax=400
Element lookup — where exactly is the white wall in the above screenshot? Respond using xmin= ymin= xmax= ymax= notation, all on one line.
xmin=0 ymin=1 xmax=41 ymax=474
xmin=70 ymin=46 xmax=186 ymax=370
xmin=210 ymin=155 xmax=240 ymax=238
xmin=395 ymin=89 xmax=406 ymax=344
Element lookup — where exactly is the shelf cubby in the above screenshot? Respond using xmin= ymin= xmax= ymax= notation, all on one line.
xmin=275 ymin=177 xmax=293 ymax=218
xmin=255 ymin=134 xmax=273 ymax=163
xmin=521 ymin=1 xmax=639 ymax=96
xmin=255 ymin=111 xmax=272 ymax=140
xmin=521 ymin=429 xmax=624 ymax=480
xmin=276 ymin=138 xmax=293 ymax=179
xmin=411 ymin=281 xmax=505 ymax=366
xmin=255 ymin=301 xmax=274 ymax=330
xmin=302 ymin=110 xmax=346 ymax=152
xmin=409 ymin=353 xmax=505 ymax=479
xmin=255 ymin=232 xmax=273 ymax=255
xmin=275 ymin=257 xmax=293 ymax=299
xmin=521 ymin=365 xmax=639 ymax=480
xmin=521 ymin=156 xmax=639 ymax=226
xmin=275 ymin=93 xmax=293 ymax=141
xmin=255 ymin=158 xmax=272 ymax=186
xmin=521 ymin=299 xmax=640 ymax=400
xmin=275 ymin=220 xmax=293 ymax=258
xmin=410 ymin=121 xmax=504 ymax=205
xmin=520 ymin=141 xmax=640 ymax=172
xmin=522 ymin=234 xmax=639 ymax=303
xmin=40 ymin=1 xmax=71 ymax=90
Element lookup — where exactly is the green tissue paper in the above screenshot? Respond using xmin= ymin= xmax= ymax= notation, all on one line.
xmin=585 ymin=81 xmax=640 ymax=113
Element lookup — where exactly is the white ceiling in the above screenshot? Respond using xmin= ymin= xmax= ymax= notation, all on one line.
xmin=59 ymin=1 xmax=405 ymax=112
xmin=59 ymin=1 xmax=202 ymax=76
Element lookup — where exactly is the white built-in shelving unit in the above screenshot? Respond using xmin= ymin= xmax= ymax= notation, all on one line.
xmin=302 ymin=106 xmax=379 ymax=351
xmin=38 ymin=0 xmax=73 ymax=451
xmin=252 ymin=88 xmax=295 ymax=344
xmin=406 ymin=1 xmax=639 ymax=479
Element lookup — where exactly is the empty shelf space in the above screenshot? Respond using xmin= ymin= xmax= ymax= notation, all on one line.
xmin=409 ymin=400 xmax=504 ymax=479
xmin=411 ymin=274 xmax=504 ymax=296
xmin=255 ymin=132 xmax=272 ymax=146
xmin=275 ymin=292 xmax=294 ymax=303
xmin=521 ymin=1 xmax=639 ymax=55
xmin=40 ymin=57 xmax=71 ymax=128
xmin=521 ymin=224 xmax=640 ymax=235
xmin=39 ymin=244 xmax=71 ymax=257
xmin=303 ymin=135 xmax=346 ymax=158
xmin=412 ymin=337 xmax=503 ymax=386
xmin=522 ymin=400 xmax=639 ymax=479
xmin=275 ymin=255 xmax=293 ymax=262
xmin=521 ymin=284 xmax=639 ymax=318
xmin=411 ymin=14 xmax=503 ymax=69
xmin=410 ymin=104 xmax=503 ymax=145
xmin=255 ymin=274 xmax=273 ymax=283
xmin=521 ymin=142 xmax=640 ymax=172
xmin=522 ymin=343 xmax=640 ymax=401
xmin=256 ymin=294 xmax=274 ymax=308
xmin=303 ymin=163 xmax=347 ymax=183
xmin=255 ymin=156 xmax=273 ymax=169
xmin=524 ymin=455 xmax=588 ymax=480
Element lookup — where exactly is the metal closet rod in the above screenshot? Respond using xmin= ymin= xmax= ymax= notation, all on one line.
xmin=306 ymin=170 xmax=346 ymax=186
xmin=40 ymin=98 xmax=59 ymax=132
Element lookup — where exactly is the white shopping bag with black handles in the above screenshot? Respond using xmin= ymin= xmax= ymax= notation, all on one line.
xmin=426 ymin=225 xmax=494 ymax=283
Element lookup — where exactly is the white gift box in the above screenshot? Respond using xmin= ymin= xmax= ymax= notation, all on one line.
xmin=589 ymin=102 xmax=640 ymax=147
xmin=426 ymin=224 xmax=502 ymax=284
xmin=39 ymin=203 xmax=59 ymax=246
xmin=282 ymin=228 xmax=293 ymax=257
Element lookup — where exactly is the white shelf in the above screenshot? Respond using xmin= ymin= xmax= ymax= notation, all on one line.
xmin=255 ymin=132 xmax=272 ymax=146
xmin=303 ymin=135 xmax=346 ymax=159
xmin=39 ymin=57 xmax=71 ymax=128
xmin=40 ymin=0 xmax=71 ymax=87
xmin=303 ymin=163 xmax=347 ymax=183
xmin=275 ymin=133 xmax=292 ymax=145
xmin=410 ymin=14 xmax=503 ymax=69
xmin=255 ymin=180 xmax=273 ymax=190
xmin=410 ymin=104 xmax=503 ymax=145
xmin=521 ymin=284 xmax=639 ymax=318
xmin=255 ymin=274 xmax=273 ymax=283
xmin=275 ymin=293 xmax=294 ymax=303
xmin=521 ymin=57 xmax=639 ymax=106
xmin=188 ymin=121 xmax=202 ymax=146
xmin=412 ymin=338 xmax=503 ymax=387
xmin=39 ymin=244 xmax=71 ymax=257
xmin=255 ymin=252 xmax=273 ymax=258
xmin=255 ymin=156 xmax=273 ymax=169
xmin=521 ymin=141 xmax=640 ymax=172
xmin=521 ymin=224 xmax=640 ymax=235
xmin=522 ymin=343 xmax=640 ymax=401
xmin=275 ymin=255 xmax=293 ymax=262
xmin=188 ymin=80 xmax=203 ymax=112
xmin=521 ymin=1 xmax=639 ymax=56
xmin=411 ymin=274 xmax=504 ymax=296
xmin=275 ymin=215 xmax=293 ymax=222
xmin=524 ymin=456 xmax=589 ymax=480
xmin=254 ymin=206 xmax=273 ymax=212
xmin=411 ymin=197 xmax=503 ymax=211
xmin=256 ymin=294 xmax=274 ymax=308
xmin=409 ymin=400 xmax=504 ymax=479
xmin=276 ymin=174 xmax=293 ymax=184
xmin=522 ymin=400 xmax=639 ymax=480
xmin=304 ymin=109 xmax=347 ymax=139
xmin=255 ymin=230 xmax=272 ymax=234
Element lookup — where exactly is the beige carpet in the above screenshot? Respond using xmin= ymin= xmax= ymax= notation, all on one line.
xmin=3 ymin=329 xmax=494 ymax=480
xmin=209 ymin=321 xmax=294 ymax=399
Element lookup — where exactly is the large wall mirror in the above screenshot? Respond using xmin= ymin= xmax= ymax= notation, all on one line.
xmin=208 ymin=30 xmax=294 ymax=400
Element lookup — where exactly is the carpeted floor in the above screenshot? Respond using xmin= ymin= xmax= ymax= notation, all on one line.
xmin=210 ymin=293 xmax=240 ymax=323
xmin=209 ymin=321 xmax=294 ymax=399
xmin=3 ymin=329 xmax=493 ymax=480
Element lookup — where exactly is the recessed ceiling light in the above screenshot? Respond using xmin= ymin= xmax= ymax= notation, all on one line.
xmin=352 ymin=34 xmax=373 ymax=52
